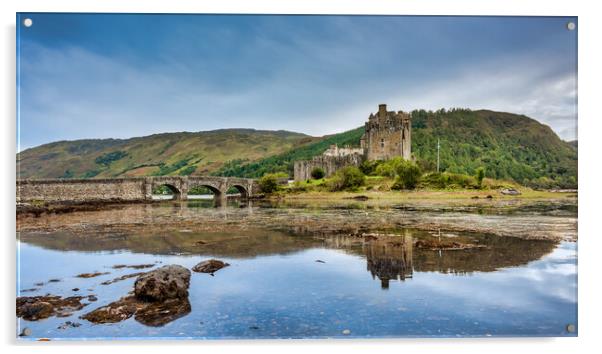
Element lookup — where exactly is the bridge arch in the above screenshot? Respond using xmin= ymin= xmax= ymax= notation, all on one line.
xmin=187 ymin=182 xmax=223 ymax=200
xmin=151 ymin=182 xmax=182 ymax=200
xmin=226 ymin=184 xmax=249 ymax=199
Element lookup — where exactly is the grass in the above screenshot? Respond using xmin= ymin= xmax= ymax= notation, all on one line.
xmin=276 ymin=175 xmax=575 ymax=202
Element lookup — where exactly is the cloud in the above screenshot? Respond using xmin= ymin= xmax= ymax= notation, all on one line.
xmin=298 ymin=53 xmax=577 ymax=140
xmin=17 ymin=16 xmax=577 ymax=150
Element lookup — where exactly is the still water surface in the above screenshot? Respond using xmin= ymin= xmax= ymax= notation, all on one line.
xmin=17 ymin=200 xmax=577 ymax=339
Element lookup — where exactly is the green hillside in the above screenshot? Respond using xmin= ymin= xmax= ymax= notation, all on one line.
xmin=214 ymin=127 xmax=365 ymax=178
xmin=17 ymin=129 xmax=312 ymax=179
xmin=410 ymin=109 xmax=577 ymax=188
xmin=17 ymin=109 xmax=577 ymax=188
xmin=216 ymin=109 xmax=577 ymax=188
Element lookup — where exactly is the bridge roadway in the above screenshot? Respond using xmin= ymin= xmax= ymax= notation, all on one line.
xmin=16 ymin=176 xmax=258 ymax=203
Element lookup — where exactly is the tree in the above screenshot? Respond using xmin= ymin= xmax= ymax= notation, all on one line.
xmin=310 ymin=167 xmax=325 ymax=179
xmin=375 ymin=163 xmax=396 ymax=178
xmin=327 ymin=166 xmax=365 ymax=191
xmin=475 ymin=167 xmax=485 ymax=188
xmin=258 ymin=173 xmax=281 ymax=194
xmin=393 ymin=160 xmax=422 ymax=190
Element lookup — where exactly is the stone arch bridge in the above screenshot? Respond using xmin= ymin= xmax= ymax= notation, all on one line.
xmin=17 ymin=176 xmax=259 ymax=203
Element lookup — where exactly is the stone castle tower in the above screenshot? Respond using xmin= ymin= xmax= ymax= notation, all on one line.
xmin=360 ymin=104 xmax=412 ymax=161
xmin=293 ymin=104 xmax=411 ymax=181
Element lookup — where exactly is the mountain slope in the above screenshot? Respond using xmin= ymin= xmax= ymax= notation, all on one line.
xmin=214 ymin=127 xmax=365 ymax=178
xmin=215 ymin=109 xmax=577 ymax=188
xmin=410 ymin=109 xmax=576 ymax=187
xmin=17 ymin=109 xmax=577 ymax=188
xmin=17 ymin=129 xmax=312 ymax=179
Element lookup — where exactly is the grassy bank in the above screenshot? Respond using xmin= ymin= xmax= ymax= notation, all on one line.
xmin=269 ymin=175 xmax=576 ymax=202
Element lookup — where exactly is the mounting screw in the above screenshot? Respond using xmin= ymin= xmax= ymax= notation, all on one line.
xmin=567 ymin=22 xmax=576 ymax=31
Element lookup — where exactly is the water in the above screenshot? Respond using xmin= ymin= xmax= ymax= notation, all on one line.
xmin=16 ymin=199 xmax=578 ymax=340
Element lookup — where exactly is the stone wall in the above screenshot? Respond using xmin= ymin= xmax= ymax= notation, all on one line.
xmin=294 ymin=153 xmax=365 ymax=182
xmin=17 ymin=178 xmax=147 ymax=203
xmin=16 ymin=176 xmax=259 ymax=203
xmin=293 ymin=104 xmax=412 ymax=181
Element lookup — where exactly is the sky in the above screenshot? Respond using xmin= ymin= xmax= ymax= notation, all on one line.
xmin=17 ymin=14 xmax=577 ymax=150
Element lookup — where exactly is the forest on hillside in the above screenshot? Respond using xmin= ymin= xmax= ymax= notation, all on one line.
xmin=215 ymin=109 xmax=577 ymax=188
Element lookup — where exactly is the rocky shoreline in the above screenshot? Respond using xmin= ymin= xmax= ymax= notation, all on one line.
xmin=18 ymin=260 xmax=231 ymax=333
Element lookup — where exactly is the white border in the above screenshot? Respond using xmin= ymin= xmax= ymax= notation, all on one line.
xmin=2 ymin=1 xmax=600 ymax=354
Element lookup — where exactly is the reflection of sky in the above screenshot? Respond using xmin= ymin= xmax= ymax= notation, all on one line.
xmin=17 ymin=14 xmax=578 ymax=150
xmin=17 ymin=241 xmax=577 ymax=339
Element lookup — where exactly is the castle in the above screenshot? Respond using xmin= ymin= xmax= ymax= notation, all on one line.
xmin=294 ymin=104 xmax=412 ymax=181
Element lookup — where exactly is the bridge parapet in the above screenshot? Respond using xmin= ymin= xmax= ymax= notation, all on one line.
xmin=17 ymin=176 xmax=257 ymax=203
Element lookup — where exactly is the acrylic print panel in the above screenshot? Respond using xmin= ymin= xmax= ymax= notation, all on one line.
xmin=16 ymin=13 xmax=578 ymax=340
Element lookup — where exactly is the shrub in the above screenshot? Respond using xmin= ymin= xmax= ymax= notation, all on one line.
xmin=179 ymin=165 xmax=197 ymax=176
xmin=475 ymin=167 xmax=485 ymax=188
xmin=375 ymin=163 xmax=396 ymax=178
xmin=95 ymin=151 xmax=128 ymax=166
xmin=258 ymin=173 xmax=282 ymax=194
xmin=374 ymin=157 xmax=407 ymax=178
xmin=310 ymin=167 xmax=325 ymax=179
xmin=327 ymin=166 xmax=366 ymax=191
xmin=392 ymin=160 xmax=422 ymax=190
xmin=359 ymin=160 xmax=383 ymax=175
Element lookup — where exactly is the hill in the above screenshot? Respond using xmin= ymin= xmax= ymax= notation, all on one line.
xmin=17 ymin=109 xmax=577 ymax=188
xmin=17 ymin=129 xmax=312 ymax=179
xmin=215 ymin=109 xmax=577 ymax=188
xmin=214 ymin=127 xmax=364 ymax=178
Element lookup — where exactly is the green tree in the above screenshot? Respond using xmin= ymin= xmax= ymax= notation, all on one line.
xmin=375 ymin=163 xmax=396 ymax=178
xmin=258 ymin=172 xmax=287 ymax=194
xmin=359 ymin=160 xmax=382 ymax=175
xmin=327 ymin=166 xmax=366 ymax=191
xmin=393 ymin=160 xmax=422 ymax=190
xmin=310 ymin=167 xmax=325 ymax=179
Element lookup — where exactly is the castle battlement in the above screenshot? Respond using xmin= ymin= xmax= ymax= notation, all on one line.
xmin=361 ymin=104 xmax=411 ymax=161
xmin=294 ymin=104 xmax=412 ymax=181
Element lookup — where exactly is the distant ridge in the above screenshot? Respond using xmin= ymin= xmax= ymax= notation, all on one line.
xmin=17 ymin=129 xmax=312 ymax=179
xmin=17 ymin=109 xmax=577 ymax=188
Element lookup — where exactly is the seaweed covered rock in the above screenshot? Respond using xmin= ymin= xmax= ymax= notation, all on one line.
xmin=81 ymin=296 xmax=140 ymax=324
xmin=83 ymin=264 xmax=192 ymax=327
xmin=192 ymin=259 xmax=230 ymax=274
xmin=134 ymin=265 xmax=191 ymax=302
xmin=17 ymin=296 xmax=86 ymax=321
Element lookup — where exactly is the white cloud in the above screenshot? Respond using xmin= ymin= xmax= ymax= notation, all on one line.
xmin=18 ymin=39 xmax=577 ymax=151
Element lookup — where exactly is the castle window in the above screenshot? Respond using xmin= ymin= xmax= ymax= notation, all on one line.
xmin=381 ymin=138 xmax=385 ymax=150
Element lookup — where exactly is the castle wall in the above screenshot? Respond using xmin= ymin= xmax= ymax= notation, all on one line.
xmin=364 ymin=105 xmax=411 ymax=161
xmin=294 ymin=154 xmax=365 ymax=182
xmin=293 ymin=104 xmax=411 ymax=181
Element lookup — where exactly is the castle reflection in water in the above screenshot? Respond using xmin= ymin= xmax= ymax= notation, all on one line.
xmin=323 ymin=233 xmax=414 ymax=289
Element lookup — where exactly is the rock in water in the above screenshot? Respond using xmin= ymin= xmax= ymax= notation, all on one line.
xmin=17 ymin=296 xmax=86 ymax=321
xmin=500 ymin=188 xmax=521 ymax=196
xmin=134 ymin=265 xmax=191 ymax=302
xmin=84 ymin=265 xmax=193 ymax=327
xmin=18 ymin=301 xmax=53 ymax=321
xmin=81 ymin=296 xmax=141 ymax=324
xmin=192 ymin=259 xmax=230 ymax=274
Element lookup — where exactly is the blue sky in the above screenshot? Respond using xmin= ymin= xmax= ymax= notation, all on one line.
xmin=17 ymin=14 xmax=577 ymax=150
